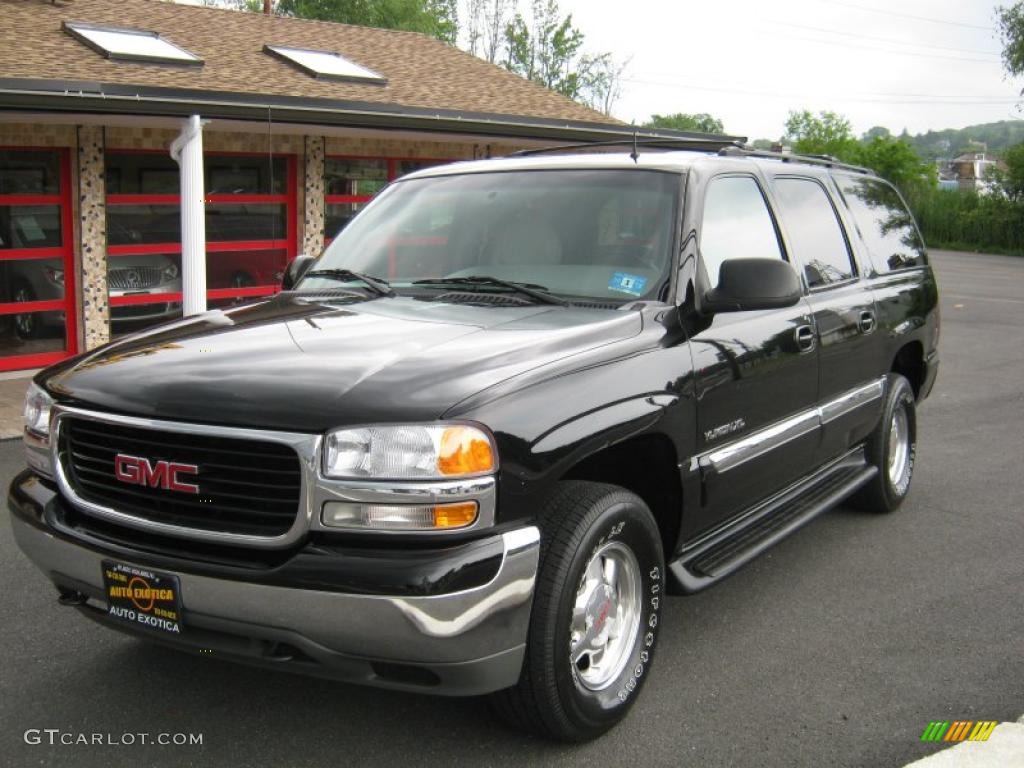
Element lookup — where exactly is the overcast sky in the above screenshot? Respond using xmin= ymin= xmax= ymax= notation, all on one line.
xmin=558 ymin=0 xmax=1022 ymax=139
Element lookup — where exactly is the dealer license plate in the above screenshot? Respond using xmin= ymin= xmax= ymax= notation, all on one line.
xmin=101 ymin=561 xmax=184 ymax=636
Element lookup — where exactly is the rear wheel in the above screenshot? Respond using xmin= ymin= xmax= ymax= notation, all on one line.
xmin=852 ymin=373 xmax=917 ymax=512
xmin=491 ymin=481 xmax=664 ymax=742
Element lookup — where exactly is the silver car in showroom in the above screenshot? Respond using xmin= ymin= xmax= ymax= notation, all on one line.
xmin=7 ymin=254 xmax=181 ymax=338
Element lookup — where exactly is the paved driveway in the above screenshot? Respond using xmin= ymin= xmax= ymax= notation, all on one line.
xmin=0 ymin=250 xmax=1020 ymax=767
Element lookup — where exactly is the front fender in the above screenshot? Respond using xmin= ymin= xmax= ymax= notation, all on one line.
xmin=446 ymin=338 xmax=697 ymax=529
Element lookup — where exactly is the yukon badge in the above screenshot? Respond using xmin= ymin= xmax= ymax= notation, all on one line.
xmin=114 ymin=454 xmax=200 ymax=494
xmin=704 ymin=418 xmax=746 ymax=443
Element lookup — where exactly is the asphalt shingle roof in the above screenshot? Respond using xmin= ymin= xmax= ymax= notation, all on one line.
xmin=0 ymin=0 xmax=617 ymax=125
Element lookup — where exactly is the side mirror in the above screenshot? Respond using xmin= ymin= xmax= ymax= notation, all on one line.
xmin=282 ymin=255 xmax=316 ymax=291
xmin=703 ymin=258 xmax=802 ymax=313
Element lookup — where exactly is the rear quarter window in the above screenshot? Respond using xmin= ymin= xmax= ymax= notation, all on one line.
xmin=834 ymin=174 xmax=926 ymax=273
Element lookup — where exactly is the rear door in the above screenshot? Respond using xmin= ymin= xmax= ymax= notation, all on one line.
xmin=689 ymin=172 xmax=819 ymax=535
xmin=769 ymin=174 xmax=884 ymax=462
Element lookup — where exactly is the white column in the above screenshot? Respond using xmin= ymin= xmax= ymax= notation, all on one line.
xmin=170 ymin=115 xmax=207 ymax=316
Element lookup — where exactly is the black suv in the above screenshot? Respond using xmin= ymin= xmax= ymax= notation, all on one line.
xmin=10 ymin=142 xmax=939 ymax=742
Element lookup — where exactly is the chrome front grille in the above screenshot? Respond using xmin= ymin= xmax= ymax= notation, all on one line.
xmin=108 ymin=266 xmax=162 ymax=291
xmin=53 ymin=409 xmax=317 ymax=546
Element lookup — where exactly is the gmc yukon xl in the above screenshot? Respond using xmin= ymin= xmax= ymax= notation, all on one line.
xmin=9 ymin=141 xmax=939 ymax=741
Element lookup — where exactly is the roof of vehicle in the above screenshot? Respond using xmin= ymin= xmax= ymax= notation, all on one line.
xmin=400 ymin=146 xmax=874 ymax=181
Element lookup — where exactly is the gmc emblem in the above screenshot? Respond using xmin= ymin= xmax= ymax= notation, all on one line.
xmin=114 ymin=453 xmax=199 ymax=494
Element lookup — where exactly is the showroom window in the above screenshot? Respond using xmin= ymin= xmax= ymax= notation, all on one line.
xmin=0 ymin=148 xmax=76 ymax=371
xmin=324 ymin=156 xmax=452 ymax=244
xmin=105 ymin=150 xmax=297 ymax=332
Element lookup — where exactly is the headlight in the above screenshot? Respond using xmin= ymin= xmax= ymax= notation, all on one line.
xmin=161 ymin=262 xmax=179 ymax=282
xmin=323 ymin=424 xmax=496 ymax=480
xmin=23 ymin=382 xmax=53 ymax=438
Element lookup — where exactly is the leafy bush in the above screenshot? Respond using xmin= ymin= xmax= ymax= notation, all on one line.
xmin=908 ymin=188 xmax=1024 ymax=256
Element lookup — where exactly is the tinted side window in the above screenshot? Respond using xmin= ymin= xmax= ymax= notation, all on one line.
xmin=836 ymin=175 xmax=925 ymax=272
xmin=773 ymin=177 xmax=854 ymax=288
xmin=700 ymin=176 xmax=783 ymax=284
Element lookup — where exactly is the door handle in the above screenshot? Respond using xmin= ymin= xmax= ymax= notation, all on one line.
xmin=795 ymin=324 xmax=816 ymax=352
xmin=859 ymin=310 xmax=876 ymax=334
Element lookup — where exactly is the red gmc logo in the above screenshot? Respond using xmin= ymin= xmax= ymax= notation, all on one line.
xmin=114 ymin=453 xmax=199 ymax=494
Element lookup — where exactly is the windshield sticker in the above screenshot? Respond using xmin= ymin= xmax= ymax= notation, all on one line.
xmin=608 ymin=272 xmax=647 ymax=296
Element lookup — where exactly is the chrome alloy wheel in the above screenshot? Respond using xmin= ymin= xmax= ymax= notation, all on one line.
xmin=888 ymin=406 xmax=911 ymax=489
xmin=569 ymin=540 xmax=643 ymax=691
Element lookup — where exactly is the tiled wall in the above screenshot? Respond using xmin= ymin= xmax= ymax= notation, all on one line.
xmin=76 ymin=125 xmax=109 ymax=350
xmin=303 ymin=136 xmax=325 ymax=258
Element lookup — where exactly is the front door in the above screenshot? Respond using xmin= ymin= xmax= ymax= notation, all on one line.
xmin=689 ymin=173 xmax=819 ymax=536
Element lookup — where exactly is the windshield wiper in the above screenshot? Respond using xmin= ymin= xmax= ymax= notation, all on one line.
xmin=412 ymin=276 xmax=568 ymax=306
xmin=301 ymin=269 xmax=395 ymax=297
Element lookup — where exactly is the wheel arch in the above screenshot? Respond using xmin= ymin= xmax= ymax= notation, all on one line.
xmin=560 ymin=432 xmax=683 ymax=560
xmin=891 ymin=340 xmax=925 ymax=399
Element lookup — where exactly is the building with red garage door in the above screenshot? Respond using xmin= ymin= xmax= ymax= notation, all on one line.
xmin=0 ymin=0 xmax=721 ymax=372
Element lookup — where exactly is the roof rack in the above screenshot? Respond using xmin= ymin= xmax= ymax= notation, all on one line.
xmin=717 ymin=146 xmax=871 ymax=174
xmin=511 ymin=136 xmax=745 ymax=157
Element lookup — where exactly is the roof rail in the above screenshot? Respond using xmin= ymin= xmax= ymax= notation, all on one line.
xmin=511 ymin=136 xmax=745 ymax=157
xmin=717 ymin=146 xmax=871 ymax=174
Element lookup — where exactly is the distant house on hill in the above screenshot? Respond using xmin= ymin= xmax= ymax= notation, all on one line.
xmin=937 ymin=153 xmax=1007 ymax=193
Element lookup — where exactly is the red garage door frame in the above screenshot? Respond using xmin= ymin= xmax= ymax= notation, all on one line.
xmin=0 ymin=146 xmax=78 ymax=372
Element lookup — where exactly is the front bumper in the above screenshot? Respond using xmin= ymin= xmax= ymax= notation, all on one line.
xmin=8 ymin=472 xmax=539 ymax=696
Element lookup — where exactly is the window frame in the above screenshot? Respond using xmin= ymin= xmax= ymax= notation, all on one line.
xmin=770 ymin=173 xmax=860 ymax=293
xmin=696 ymin=172 xmax=791 ymax=291
xmin=62 ymin=22 xmax=203 ymax=66
xmin=0 ymin=147 xmax=77 ymax=371
xmin=323 ymin=155 xmax=455 ymax=247
xmin=830 ymin=172 xmax=928 ymax=277
xmin=105 ymin=148 xmax=298 ymax=318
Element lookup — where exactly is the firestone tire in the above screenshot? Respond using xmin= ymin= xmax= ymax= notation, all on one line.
xmin=490 ymin=481 xmax=665 ymax=742
xmin=851 ymin=373 xmax=917 ymax=513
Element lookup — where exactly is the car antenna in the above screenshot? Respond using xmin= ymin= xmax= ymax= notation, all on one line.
xmin=630 ymin=131 xmax=639 ymax=163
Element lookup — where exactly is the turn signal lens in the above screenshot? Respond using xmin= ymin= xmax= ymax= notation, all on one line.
xmin=438 ymin=426 xmax=494 ymax=476
xmin=432 ymin=501 xmax=478 ymax=529
xmin=321 ymin=501 xmax=479 ymax=531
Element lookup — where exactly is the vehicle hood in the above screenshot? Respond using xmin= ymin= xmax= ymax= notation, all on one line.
xmin=44 ymin=295 xmax=643 ymax=432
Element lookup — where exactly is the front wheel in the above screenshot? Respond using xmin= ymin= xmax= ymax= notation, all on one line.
xmin=852 ymin=373 xmax=917 ymax=512
xmin=491 ymin=481 xmax=664 ymax=742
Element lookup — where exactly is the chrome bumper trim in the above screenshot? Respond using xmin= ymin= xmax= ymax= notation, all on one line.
xmin=10 ymin=511 xmax=540 ymax=670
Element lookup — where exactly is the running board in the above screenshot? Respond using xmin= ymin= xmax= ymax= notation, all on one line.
xmin=670 ymin=451 xmax=877 ymax=593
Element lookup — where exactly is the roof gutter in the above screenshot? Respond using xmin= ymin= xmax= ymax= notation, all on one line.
xmin=0 ymin=78 xmax=745 ymax=144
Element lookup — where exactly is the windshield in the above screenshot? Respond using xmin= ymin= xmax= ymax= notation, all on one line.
xmin=306 ymin=169 xmax=680 ymax=303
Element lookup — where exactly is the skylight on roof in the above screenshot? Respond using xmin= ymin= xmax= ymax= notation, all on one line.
xmin=264 ymin=45 xmax=387 ymax=84
xmin=63 ymin=22 xmax=202 ymax=66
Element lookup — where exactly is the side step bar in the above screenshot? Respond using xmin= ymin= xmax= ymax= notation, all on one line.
xmin=670 ymin=450 xmax=877 ymax=593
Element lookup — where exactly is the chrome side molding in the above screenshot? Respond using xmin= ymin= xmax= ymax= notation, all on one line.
xmin=698 ymin=377 xmax=886 ymax=474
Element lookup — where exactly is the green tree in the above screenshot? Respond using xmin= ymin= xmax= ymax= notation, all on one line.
xmin=275 ymin=0 xmax=458 ymax=42
xmin=782 ymin=110 xmax=934 ymax=197
xmin=784 ymin=110 xmax=857 ymax=157
xmin=850 ymin=137 xmax=936 ymax=198
xmin=987 ymin=142 xmax=1024 ymax=200
xmin=998 ymin=2 xmax=1024 ymax=81
xmin=644 ymin=113 xmax=725 ymax=135
xmin=502 ymin=0 xmax=623 ymax=114
xmin=862 ymin=126 xmax=891 ymax=142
